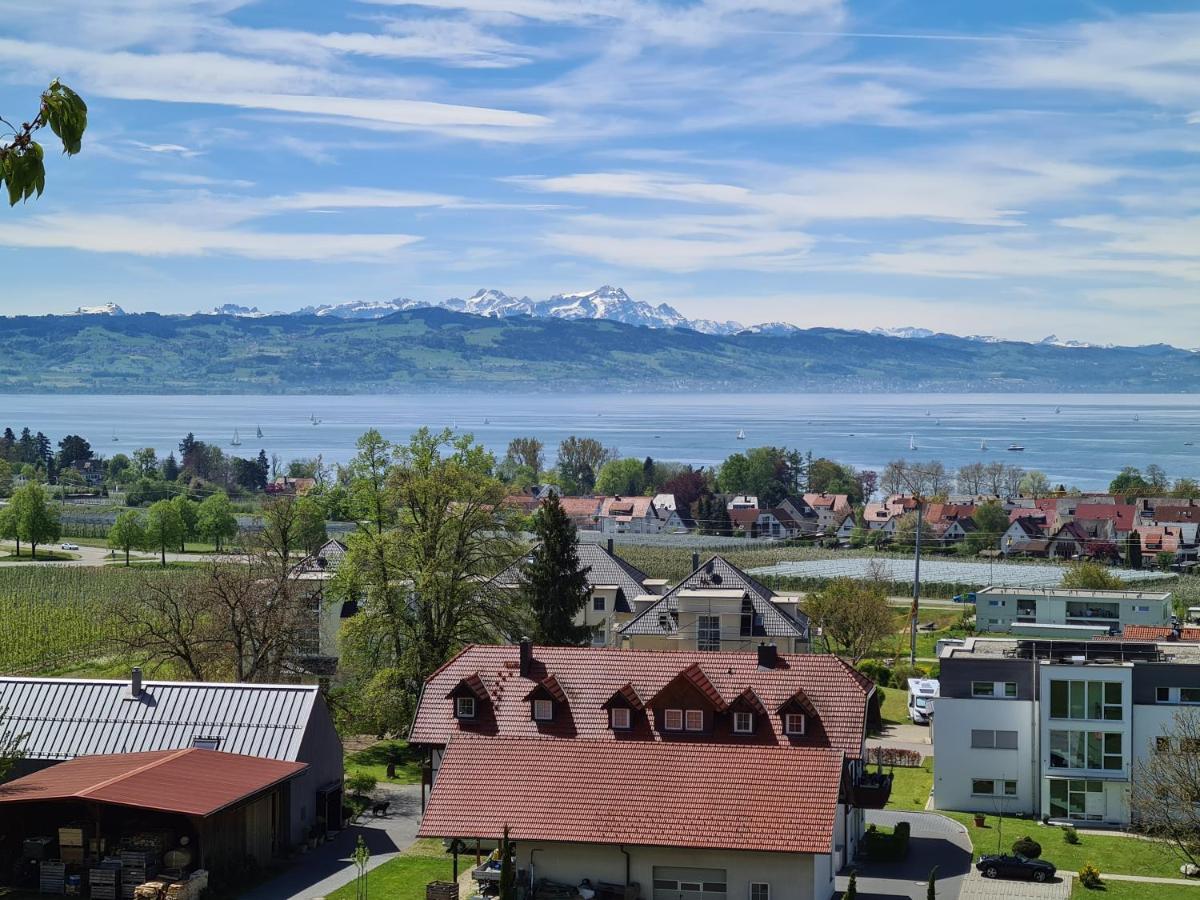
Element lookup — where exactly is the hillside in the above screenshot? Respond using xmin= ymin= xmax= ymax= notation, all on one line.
xmin=1 ymin=309 xmax=1196 ymax=394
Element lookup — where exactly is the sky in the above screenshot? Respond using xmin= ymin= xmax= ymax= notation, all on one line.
xmin=0 ymin=0 xmax=1198 ymax=344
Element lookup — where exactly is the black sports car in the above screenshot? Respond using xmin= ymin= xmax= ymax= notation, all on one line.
xmin=977 ymin=854 xmax=1057 ymax=882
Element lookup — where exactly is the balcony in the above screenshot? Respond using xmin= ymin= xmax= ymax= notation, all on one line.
xmin=849 ymin=771 xmax=894 ymax=809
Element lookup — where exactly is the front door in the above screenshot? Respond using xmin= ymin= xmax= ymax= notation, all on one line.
xmin=653 ymin=867 xmax=727 ymax=900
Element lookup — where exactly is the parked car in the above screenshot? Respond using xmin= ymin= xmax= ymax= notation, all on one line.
xmin=952 ymin=592 xmax=978 ymax=604
xmin=977 ymin=854 xmax=1056 ymax=882
xmin=60 ymin=542 xmax=80 ymax=551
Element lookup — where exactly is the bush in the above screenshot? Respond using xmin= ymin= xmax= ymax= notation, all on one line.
xmin=1079 ymin=863 xmax=1102 ymax=888
xmin=1012 ymin=836 xmax=1042 ymax=859
xmin=857 ymin=660 xmax=893 ymax=687
xmin=1063 ymin=825 xmax=1079 ymax=845
xmin=345 ymin=772 xmax=377 ymax=795
xmin=864 ymin=821 xmax=911 ymax=861
xmin=891 ymin=663 xmax=928 ymax=685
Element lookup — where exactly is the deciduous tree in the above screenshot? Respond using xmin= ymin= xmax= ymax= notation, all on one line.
xmin=805 ymin=578 xmax=893 ymax=664
xmin=1060 ymin=560 xmax=1123 ymax=589
xmin=10 ymin=482 xmax=60 ymax=559
xmin=0 ymin=81 xmax=87 ymax=206
xmin=1132 ymin=707 xmax=1200 ymax=867
xmin=197 ymin=491 xmax=238 ymax=551
xmin=107 ymin=509 xmax=145 ymax=566
xmin=143 ymin=499 xmax=184 ymax=566
xmin=556 ymin=436 xmax=611 ymax=495
xmin=505 ymin=437 xmax=544 ymax=479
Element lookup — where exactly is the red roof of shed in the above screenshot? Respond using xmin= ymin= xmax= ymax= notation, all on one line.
xmin=418 ymin=735 xmax=843 ymax=854
xmin=0 ymin=748 xmax=306 ymax=817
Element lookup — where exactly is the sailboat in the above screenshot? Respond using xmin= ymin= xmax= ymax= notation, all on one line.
xmin=736 ymin=429 xmax=746 ymax=440
xmin=1133 ymin=414 xmax=1140 ymax=422
xmin=310 ymin=413 xmax=321 ymax=426
xmin=909 ymin=434 xmax=917 ymax=450
xmin=1055 ymin=406 xmax=1061 ymax=414
xmin=980 ymin=439 xmax=988 ymax=451
xmin=231 ymin=428 xmax=242 ymax=447
xmin=111 ymin=428 xmax=119 ymax=443
xmin=256 ymin=425 xmax=263 ymax=439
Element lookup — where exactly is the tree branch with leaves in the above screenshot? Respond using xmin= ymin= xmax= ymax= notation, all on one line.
xmin=0 ymin=81 xmax=87 ymax=206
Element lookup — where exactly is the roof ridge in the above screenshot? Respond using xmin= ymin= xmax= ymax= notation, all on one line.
xmin=79 ymin=748 xmax=192 ymax=799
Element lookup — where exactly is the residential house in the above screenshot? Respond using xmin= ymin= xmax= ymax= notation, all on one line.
xmin=67 ymin=459 xmax=104 ymax=487
xmin=933 ymin=637 xmax=1200 ymax=826
xmin=973 ymin=587 xmax=1173 ymax=635
xmin=941 ymin=517 xmax=979 ymax=546
xmin=409 ymin=641 xmax=888 ymax=900
xmin=802 ymin=493 xmax=852 ymax=533
xmin=557 ymin=496 xmax=604 ymax=530
xmin=1001 ymin=517 xmax=1049 ymax=556
xmin=484 ymin=540 xmax=662 ymax=646
xmin=597 ymin=495 xmax=683 ymax=535
xmin=1047 ymin=521 xmax=1092 ymax=559
xmin=0 ymin=671 xmax=344 ymax=844
xmin=777 ymin=496 xmax=822 ymax=535
xmin=1149 ymin=505 xmax=1200 ymax=526
xmin=292 ymin=538 xmax=354 ymax=668
xmin=267 ymin=476 xmax=316 ymax=496
xmin=618 ymin=555 xmax=810 ymax=653
xmin=1074 ymin=504 xmax=1135 ymax=542
xmin=834 ymin=512 xmax=857 ymax=544
xmin=862 ymin=495 xmax=914 ymax=532
xmin=653 ymin=493 xmax=697 ymax=531
xmin=726 ymin=494 xmax=760 ymax=510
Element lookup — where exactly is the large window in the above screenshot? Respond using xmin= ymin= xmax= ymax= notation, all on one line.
xmin=972 ymin=682 xmax=995 ymax=697
xmin=1049 ymin=730 xmax=1122 ymax=770
xmin=750 ymin=885 xmax=769 ymax=900
xmin=664 ymin=709 xmax=684 ymax=731
xmin=1049 ymin=779 xmax=1104 ymax=821
xmin=685 ymin=709 xmax=705 ymax=732
xmin=1049 ymin=680 xmax=1122 ymax=721
xmin=698 ymin=615 xmax=721 ymax=652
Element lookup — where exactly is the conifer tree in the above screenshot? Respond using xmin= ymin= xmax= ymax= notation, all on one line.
xmin=522 ymin=492 xmax=592 ymax=645
xmin=1126 ymin=532 xmax=1143 ymax=570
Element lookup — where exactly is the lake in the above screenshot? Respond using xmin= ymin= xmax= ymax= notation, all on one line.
xmin=2 ymin=393 xmax=1198 ymax=491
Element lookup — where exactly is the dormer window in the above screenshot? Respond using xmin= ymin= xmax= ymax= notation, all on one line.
xmin=611 ymin=707 xmax=631 ymax=730
xmin=685 ymin=709 xmax=704 ymax=732
xmin=785 ymin=713 xmax=805 ymax=735
xmin=593 ymin=595 xmax=605 ymax=611
xmin=664 ymin=709 xmax=684 ymax=731
xmin=733 ymin=712 xmax=754 ymax=734
xmin=533 ymin=699 xmax=554 ymax=721
xmin=456 ymin=697 xmax=476 ymax=719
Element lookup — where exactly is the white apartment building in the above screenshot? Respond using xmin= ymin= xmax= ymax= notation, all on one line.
xmin=933 ymin=637 xmax=1200 ymax=825
xmin=973 ymin=587 xmax=1173 ymax=634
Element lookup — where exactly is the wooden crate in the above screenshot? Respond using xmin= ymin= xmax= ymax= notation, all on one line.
xmin=426 ymin=882 xmax=459 ymax=900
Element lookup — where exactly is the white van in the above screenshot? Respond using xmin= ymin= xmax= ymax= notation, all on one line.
xmin=907 ymin=678 xmax=939 ymax=725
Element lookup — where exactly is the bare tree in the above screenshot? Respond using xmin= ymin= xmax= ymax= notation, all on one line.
xmin=983 ymin=461 xmax=1007 ymax=496
xmin=505 ymin=437 xmax=544 ymax=478
xmin=1001 ymin=464 xmax=1026 ymax=499
xmin=957 ymin=462 xmax=987 ymax=495
xmin=1132 ymin=707 xmax=1200 ymax=868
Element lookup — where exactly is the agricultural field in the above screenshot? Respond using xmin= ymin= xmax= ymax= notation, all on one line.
xmin=0 ymin=567 xmax=183 ymax=675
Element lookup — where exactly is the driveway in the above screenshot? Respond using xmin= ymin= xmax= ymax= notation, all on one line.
xmin=869 ymin=722 xmax=933 ymax=758
xmin=239 ymin=784 xmax=422 ymax=900
xmin=835 ymin=810 xmax=973 ymax=900
xmin=957 ymin=871 xmax=1071 ymax=900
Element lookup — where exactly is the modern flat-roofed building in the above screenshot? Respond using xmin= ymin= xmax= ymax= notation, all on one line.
xmin=933 ymin=636 xmax=1200 ymax=825
xmin=973 ymin=586 xmax=1172 ymax=634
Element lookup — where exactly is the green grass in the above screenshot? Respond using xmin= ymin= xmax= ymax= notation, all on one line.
xmin=878 ymin=685 xmax=910 ymax=725
xmin=944 ymin=812 xmax=1183 ymax=879
xmin=1072 ymin=881 xmax=1200 ymax=898
xmin=66 ymin=536 xmax=224 ymax=553
xmin=0 ymin=548 xmax=79 ymax=562
xmin=345 ymin=740 xmax=424 ymax=784
xmin=885 ymin=758 xmax=933 ymax=812
xmin=326 ymin=841 xmax=456 ymax=900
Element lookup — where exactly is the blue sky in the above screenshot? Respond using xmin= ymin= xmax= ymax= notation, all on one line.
xmin=0 ymin=0 xmax=1197 ymax=344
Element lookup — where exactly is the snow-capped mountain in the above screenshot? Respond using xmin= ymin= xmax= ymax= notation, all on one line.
xmin=1040 ymin=334 xmax=1101 ymax=349
xmin=534 ymin=285 xmax=696 ymax=330
xmin=871 ymin=326 xmax=936 ymax=339
xmin=68 ymin=302 xmax=125 ymax=316
xmin=739 ymin=322 xmax=802 ymax=336
xmin=206 ymin=303 xmax=268 ymax=317
xmin=445 ymin=288 xmax=535 ymax=318
xmin=297 ymin=297 xmax=426 ymax=319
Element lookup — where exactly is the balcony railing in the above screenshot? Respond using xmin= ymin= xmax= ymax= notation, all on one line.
xmin=849 ymin=771 xmax=894 ymax=809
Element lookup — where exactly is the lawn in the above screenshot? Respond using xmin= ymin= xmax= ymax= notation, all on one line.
xmin=327 ymin=840 xmax=457 ymax=900
xmin=877 ymin=684 xmax=910 ymax=725
xmin=0 ymin=548 xmax=79 ymax=562
xmin=944 ymin=812 xmax=1183 ymax=879
xmin=345 ymin=739 xmax=424 ymax=784
xmin=885 ymin=758 xmax=933 ymax=812
xmin=1072 ymin=880 xmax=1200 ymax=898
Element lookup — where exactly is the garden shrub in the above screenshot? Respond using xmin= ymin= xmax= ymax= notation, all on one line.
xmin=1063 ymin=825 xmax=1080 ymax=845
xmin=1079 ymin=863 xmax=1102 ymax=888
xmin=1012 ymin=836 xmax=1042 ymax=859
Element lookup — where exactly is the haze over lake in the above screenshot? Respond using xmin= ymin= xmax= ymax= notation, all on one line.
xmin=5 ymin=393 xmax=1198 ymax=491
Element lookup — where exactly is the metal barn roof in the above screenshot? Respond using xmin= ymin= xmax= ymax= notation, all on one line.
xmin=0 ymin=676 xmax=320 ymax=762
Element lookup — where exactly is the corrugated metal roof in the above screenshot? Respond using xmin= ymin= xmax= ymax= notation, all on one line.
xmin=0 ymin=677 xmax=318 ymax=762
xmin=0 ymin=748 xmax=307 ymax=817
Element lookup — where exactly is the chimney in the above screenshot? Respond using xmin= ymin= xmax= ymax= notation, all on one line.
xmin=607 ymin=537 xmax=614 ymax=555
xmin=757 ymin=643 xmax=778 ymax=669
xmin=519 ymin=638 xmax=533 ymax=677
xmin=130 ymin=667 xmax=143 ymax=699
xmin=692 ymin=551 xmax=700 ymax=571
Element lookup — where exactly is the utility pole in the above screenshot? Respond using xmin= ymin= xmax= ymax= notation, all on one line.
xmin=910 ymin=499 xmax=923 ymax=666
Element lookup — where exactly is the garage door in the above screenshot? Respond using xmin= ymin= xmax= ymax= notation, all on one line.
xmin=652 ymin=866 xmax=727 ymax=900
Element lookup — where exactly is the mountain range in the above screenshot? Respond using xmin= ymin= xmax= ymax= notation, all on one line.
xmin=1 ymin=304 xmax=1195 ymax=394
xmin=77 ymin=285 xmax=1116 ymax=349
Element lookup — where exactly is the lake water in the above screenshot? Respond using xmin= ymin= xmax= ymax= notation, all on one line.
xmin=3 ymin=393 xmax=1198 ymax=491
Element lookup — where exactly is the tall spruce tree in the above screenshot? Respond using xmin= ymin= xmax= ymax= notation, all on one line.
xmin=522 ymin=492 xmax=592 ymax=645
xmin=1126 ymin=532 xmax=1143 ymax=570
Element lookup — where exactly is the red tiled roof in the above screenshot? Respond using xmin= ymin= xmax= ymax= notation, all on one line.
xmin=1075 ymin=504 xmax=1135 ymax=531
xmin=1152 ymin=506 xmax=1200 ymax=524
xmin=418 ymin=735 xmax=843 ymax=854
xmin=1120 ymin=625 xmax=1200 ymax=642
xmin=0 ymin=749 xmax=306 ymax=817
xmin=410 ymin=645 xmax=872 ymax=758
xmin=728 ymin=508 xmax=761 ymax=528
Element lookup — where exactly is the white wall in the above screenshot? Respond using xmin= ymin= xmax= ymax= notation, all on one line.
xmin=512 ymin=841 xmax=825 ymax=900
xmin=933 ymin=697 xmax=1037 ymax=815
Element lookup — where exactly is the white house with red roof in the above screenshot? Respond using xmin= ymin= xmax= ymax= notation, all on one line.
xmin=410 ymin=642 xmax=886 ymax=900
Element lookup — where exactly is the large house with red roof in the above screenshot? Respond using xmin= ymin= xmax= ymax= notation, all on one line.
xmin=410 ymin=642 xmax=887 ymax=900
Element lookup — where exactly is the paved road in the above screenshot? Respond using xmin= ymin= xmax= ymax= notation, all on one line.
xmin=958 ymin=870 xmax=1070 ymax=900
xmin=240 ymin=784 xmax=422 ymax=900
xmin=0 ymin=539 xmax=222 ymax=567
xmin=836 ymin=810 xmax=973 ymax=900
